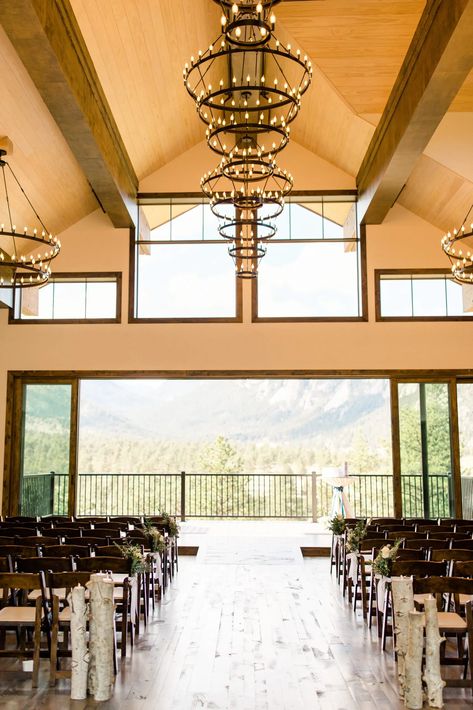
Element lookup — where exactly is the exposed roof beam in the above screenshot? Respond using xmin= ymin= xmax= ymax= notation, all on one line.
xmin=0 ymin=0 xmax=138 ymax=228
xmin=357 ymin=0 xmax=473 ymax=225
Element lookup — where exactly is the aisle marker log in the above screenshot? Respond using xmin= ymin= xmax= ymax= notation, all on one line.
xmin=87 ymin=573 xmax=115 ymax=701
xmin=69 ymin=584 xmax=88 ymax=700
xmin=391 ymin=576 xmax=415 ymax=699
xmin=423 ymin=596 xmax=445 ymax=708
xmin=405 ymin=610 xmax=424 ymax=710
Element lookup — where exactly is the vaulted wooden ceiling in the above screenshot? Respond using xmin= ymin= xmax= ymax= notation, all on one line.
xmin=0 ymin=0 xmax=472 ymax=235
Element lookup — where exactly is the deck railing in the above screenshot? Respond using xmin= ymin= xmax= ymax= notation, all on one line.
xmin=19 ymin=470 xmax=469 ymax=520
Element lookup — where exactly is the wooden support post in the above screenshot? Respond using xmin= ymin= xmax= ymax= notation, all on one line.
xmin=311 ymin=471 xmax=318 ymax=522
xmin=180 ymin=471 xmax=186 ymax=522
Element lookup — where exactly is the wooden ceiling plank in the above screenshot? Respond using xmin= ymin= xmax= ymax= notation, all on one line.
xmin=357 ymin=0 xmax=473 ymax=225
xmin=0 ymin=0 xmax=138 ymax=228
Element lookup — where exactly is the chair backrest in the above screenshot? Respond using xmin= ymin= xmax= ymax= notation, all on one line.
xmin=4 ymin=516 xmax=38 ymax=523
xmin=92 ymin=521 xmax=127 ymax=531
xmin=50 ymin=528 xmax=84 ymax=537
xmin=417 ymin=524 xmax=454 ymax=533
xmin=40 ymin=516 xmax=73 ymax=524
xmin=413 ymin=575 xmax=473 ymax=596
xmin=75 ymin=556 xmax=132 ymax=574
xmin=65 ymin=536 xmax=111 ymax=546
xmin=391 ymin=559 xmax=448 ymax=577
xmin=82 ymin=528 xmax=122 ymax=539
xmin=0 ymin=526 xmax=38 ymax=537
xmin=403 ymin=538 xmax=449 ymax=550
xmin=429 ymin=531 xmax=471 ymax=540
xmin=95 ymin=545 xmax=126 ymax=557
xmin=46 ymin=570 xmax=92 ymax=597
xmin=17 ymin=536 xmax=60 ymax=546
xmin=430 ymin=549 xmax=473 ymax=563
xmin=0 ymin=544 xmax=39 ymax=558
xmin=395 ymin=548 xmax=424 ymax=561
xmin=450 ymin=539 xmax=473 ymax=550
xmin=40 ymin=544 xmax=88 ymax=558
xmin=379 ymin=525 xmax=415 ymax=532
xmin=452 ymin=560 xmax=473 ymax=578
xmin=109 ymin=516 xmax=141 ymax=526
xmin=74 ymin=517 xmax=108 ymax=524
xmin=17 ymin=556 xmax=74 ymax=573
xmin=360 ymin=538 xmax=386 ymax=553
xmin=370 ymin=518 xmax=400 ymax=524
xmin=405 ymin=518 xmax=438 ymax=525
xmin=0 ymin=572 xmax=43 ymax=604
xmin=387 ymin=531 xmax=427 ymax=540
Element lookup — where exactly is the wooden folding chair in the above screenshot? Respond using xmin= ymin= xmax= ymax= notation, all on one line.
xmin=412 ymin=576 xmax=473 ymax=691
xmin=0 ymin=572 xmax=49 ymax=687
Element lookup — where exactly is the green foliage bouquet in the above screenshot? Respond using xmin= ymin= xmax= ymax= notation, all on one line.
xmin=345 ymin=520 xmax=367 ymax=553
xmin=142 ymin=522 xmax=166 ymax=553
xmin=328 ymin=513 xmax=346 ymax=536
xmin=115 ymin=541 xmax=148 ymax=575
xmin=159 ymin=511 xmax=180 ymax=538
xmin=372 ymin=538 xmax=403 ymax=577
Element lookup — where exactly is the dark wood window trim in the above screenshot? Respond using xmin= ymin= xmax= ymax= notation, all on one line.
xmin=8 ymin=272 xmax=122 ymax=325
xmin=4 ymin=367 xmax=473 ymax=518
xmin=129 ymin=210 xmax=243 ymax=324
xmin=375 ymin=268 xmax=473 ymax=322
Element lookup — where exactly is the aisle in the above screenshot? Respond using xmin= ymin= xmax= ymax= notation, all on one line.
xmin=2 ymin=524 xmax=472 ymax=709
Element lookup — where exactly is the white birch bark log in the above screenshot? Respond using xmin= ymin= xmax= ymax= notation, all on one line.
xmin=87 ymin=573 xmax=115 ymax=701
xmin=391 ymin=576 xmax=415 ymax=700
xmin=423 ymin=596 xmax=445 ymax=708
xmin=68 ymin=585 xmax=89 ymax=700
xmin=405 ymin=610 xmax=424 ymax=710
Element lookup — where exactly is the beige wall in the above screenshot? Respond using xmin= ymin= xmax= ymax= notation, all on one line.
xmin=1 ymin=146 xmax=472 ymax=508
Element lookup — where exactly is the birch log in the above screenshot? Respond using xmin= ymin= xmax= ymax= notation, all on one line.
xmin=87 ymin=573 xmax=115 ymax=701
xmin=391 ymin=576 xmax=415 ymax=699
xmin=68 ymin=585 xmax=89 ymax=700
xmin=423 ymin=596 xmax=445 ymax=708
xmin=405 ymin=610 xmax=424 ymax=710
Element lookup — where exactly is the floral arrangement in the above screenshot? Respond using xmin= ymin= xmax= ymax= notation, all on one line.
xmin=114 ymin=541 xmax=148 ymax=575
xmin=159 ymin=511 xmax=180 ymax=538
xmin=372 ymin=538 xmax=403 ymax=577
xmin=142 ymin=521 xmax=166 ymax=554
xmin=345 ymin=520 xmax=367 ymax=553
xmin=328 ymin=513 xmax=346 ymax=536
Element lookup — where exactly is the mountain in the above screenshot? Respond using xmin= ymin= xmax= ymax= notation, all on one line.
xmin=77 ymin=378 xmax=390 ymax=445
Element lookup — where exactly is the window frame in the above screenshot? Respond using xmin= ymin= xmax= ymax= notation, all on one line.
xmin=251 ymin=197 xmax=367 ymax=323
xmin=130 ymin=202 xmax=243 ymax=323
xmin=375 ymin=268 xmax=473 ymax=322
xmin=8 ymin=272 xmax=122 ymax=325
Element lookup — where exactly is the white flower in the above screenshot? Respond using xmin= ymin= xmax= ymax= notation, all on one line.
xmin=381 ymin=545 xmax=391 ymax=559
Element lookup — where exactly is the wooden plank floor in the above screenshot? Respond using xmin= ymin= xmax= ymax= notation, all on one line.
xmin=0 ymin=526 xmax=472 ymax=709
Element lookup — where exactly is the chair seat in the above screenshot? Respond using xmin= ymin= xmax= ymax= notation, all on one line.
xmin=59 ymin=606 xmax=71 ymax=623
xmin=414 ymin=593 xmax=432 ymax=604
xmin=458 ymin=594 xmax=473 ymax=606
xmin=0 ymin=607 xmax=42 ymax=624
xmin=28 ymin=587 xmax=66 ymax=601
xmin=426 ymin=611 xmax=467 ymax=632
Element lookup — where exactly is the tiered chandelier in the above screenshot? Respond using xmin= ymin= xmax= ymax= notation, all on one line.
xmin=441 ymin=205 xmax=473 ymax=284
xmin=184 ymin=0 xmax=312 ymax=277
xmin=0 ymin=149 xmax=60 ymax=288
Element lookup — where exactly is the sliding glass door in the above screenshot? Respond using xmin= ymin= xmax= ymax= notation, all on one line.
xmin=19 ymin=383 xmax=75 ymax=516
xmin=398 ymin=382 xmax=454 ymax=518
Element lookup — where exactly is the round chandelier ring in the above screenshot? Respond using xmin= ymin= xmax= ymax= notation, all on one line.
xmin=218 ymin=217 xmax=277 ymax=241
xmin=228 ymin=242 xmax=267 ymax=259
xmin=224 ymin=18 xmax=272 ymax=47
xmin=222 ymin=157 xmax=275 ymax=181
xmin=185 ymin=46 xmax=311 ymax=111
xmin=214 ymin=0 xmax=282 ymax=11
xmin=210 ymin=196 xmax=284 ymax=222
xmin=441 ymin=227 xmax=473 ymax=283
xmin=206 ymin=122 xmax=289 ymax=158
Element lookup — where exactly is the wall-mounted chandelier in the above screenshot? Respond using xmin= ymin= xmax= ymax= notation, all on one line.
xmin=441 ymin=205 xmax=473 ymax=284
xmin=184 ymin=0 xmax=312 ymax=277
xmin=0 ymin=149 xmax=60 ymax=288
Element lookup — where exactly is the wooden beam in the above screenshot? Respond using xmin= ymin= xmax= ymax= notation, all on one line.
xmin=357 ymin=0 xmax=473 ymax=225
xmin=0 ymin=0 xmax=138 ymax=228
